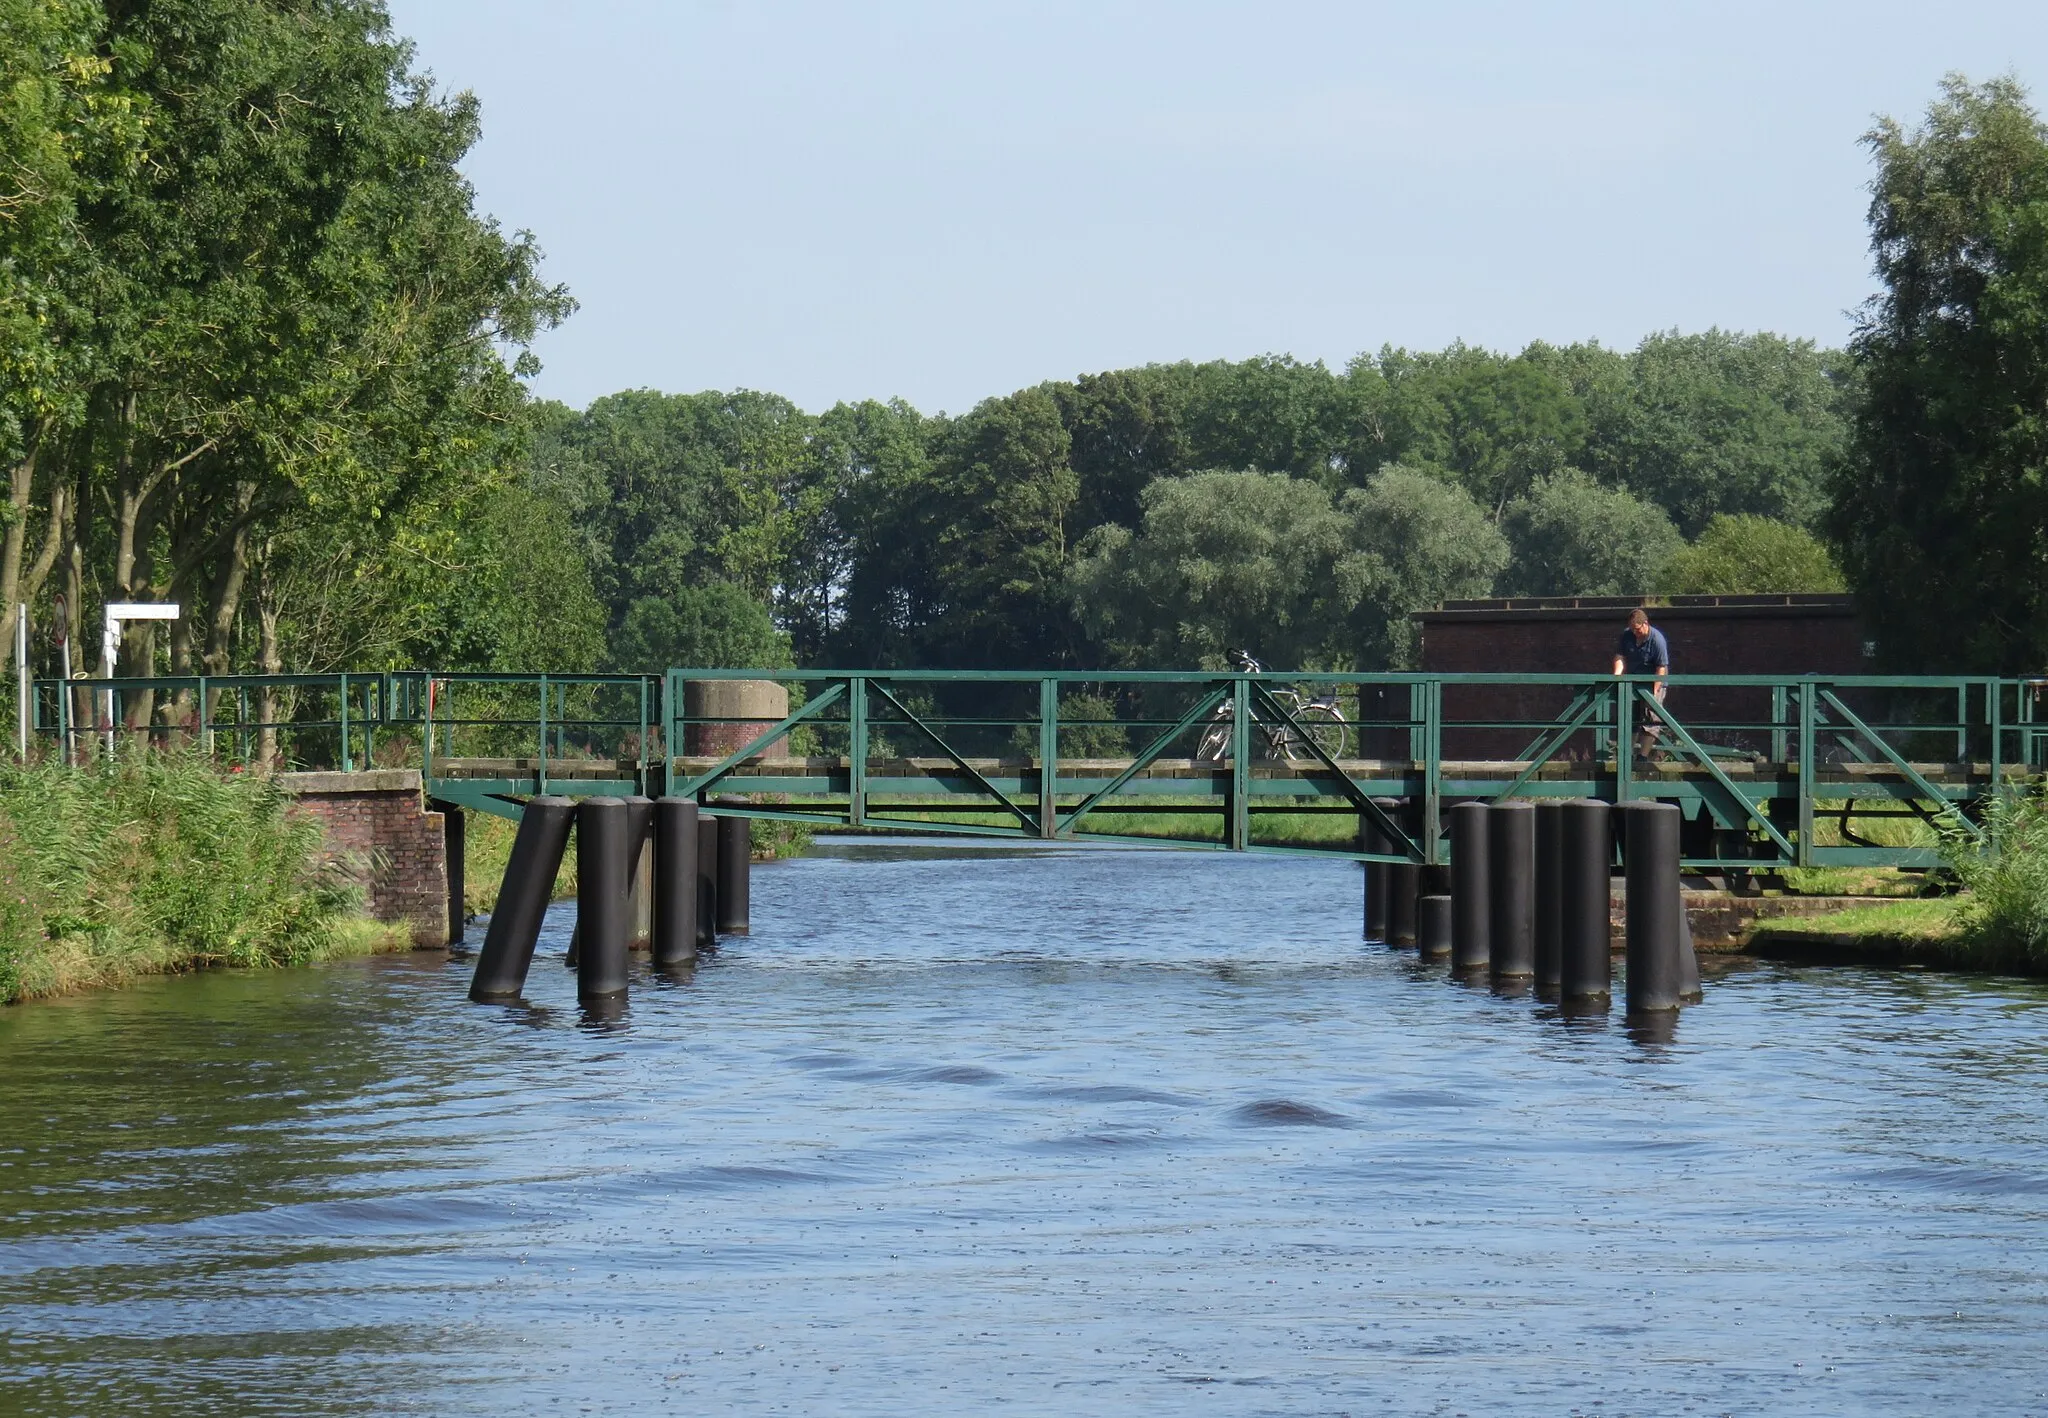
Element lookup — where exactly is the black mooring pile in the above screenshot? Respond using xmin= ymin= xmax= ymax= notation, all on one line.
xmin=468 ymin=796 xmax=752 ymax=1005
xmin=1364 ymin=796 xmax=1702 ymax=1018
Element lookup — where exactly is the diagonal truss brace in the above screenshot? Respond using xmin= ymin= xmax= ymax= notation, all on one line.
xmin=866 ymin=680 xmax=1039 ymax=834
xmin=1818 ymin=688 xmax=1984 ymax=842
xmin=1250 ymin=684 xmax=1423 ymax=862
xmin=1632 ymin=685 xmax=1796 ymax=858
xmin=1494 ymin=684 xmax=1604 ymax=803
xmin=674 ymin=681 xmax=846 ymax=797
xmin=1058 ymin=686 xmax=1229 ymax=835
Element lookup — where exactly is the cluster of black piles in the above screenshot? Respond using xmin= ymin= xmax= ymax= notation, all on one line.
xmin=465 ymin=796 xmax=754 ymax=1005
xmin=1362 ymin=799 xmax=1702 ymax=1016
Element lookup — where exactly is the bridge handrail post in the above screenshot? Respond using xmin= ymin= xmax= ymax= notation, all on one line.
xmin=1228 ymin=672 xmax=1251 ymax=851
xmin=1423 ymin=678 xmax=1442 ymax=866
xmin=1797 ymin=679 xmax=1817 ymax=868
xmin=638 ymin=675 xmax=649 ymax=795
xmin=1038 ymin=677 xmax=1057 ymax=840
xmin=538 ymin=673 xmax=549 ymax=795
xmin=848 ymin=674 xmax=867 ymax=827
xmin=339 ymin=672 xmax=351 ymax=773
xmin=1990 ymin=679 xmax=2004 ymax=788
xmin=1613 ymin=676 xmax=1632 ymax=802
xmin=196 ymin=673 xmax=209 ymax=756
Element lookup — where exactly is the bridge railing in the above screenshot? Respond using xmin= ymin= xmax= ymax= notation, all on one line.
xmin=24 ymin=671 xmax=668 ymax=788
xmin=664 ymin=668 xmax=2048 ymax=867
xmin=26 ymin=667 xmax=2048 ymax=866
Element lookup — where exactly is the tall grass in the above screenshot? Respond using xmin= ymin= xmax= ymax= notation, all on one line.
xmin=1939 ymin=783 xmax=2048 ymax=971
xmin=0 ymin=754 xmax=360 ymax=1003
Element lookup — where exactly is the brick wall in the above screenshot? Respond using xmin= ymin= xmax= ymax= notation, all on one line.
xmin=278 ymin=770 xmax=448 ymax=946
xmin=1414 ymin=594 xmax=1868 ymax=759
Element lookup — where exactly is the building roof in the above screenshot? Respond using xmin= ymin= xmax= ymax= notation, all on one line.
xmin=1414 ymin=593 xmax=1855 ymax=623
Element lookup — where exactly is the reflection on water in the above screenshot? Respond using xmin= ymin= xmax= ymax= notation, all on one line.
xmin=3 ymin=838 xmax=2047 ymax=1415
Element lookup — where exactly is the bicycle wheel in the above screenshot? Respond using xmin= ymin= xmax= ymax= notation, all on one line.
xmin=1295 ymin=705 xmax=1349 ymax=760
xmin=1195 ymin=723 xmax=1231 ymax=761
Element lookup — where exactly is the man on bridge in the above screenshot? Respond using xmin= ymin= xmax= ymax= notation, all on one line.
xmin=1612 ymin=607 xmax=1670 ymax=759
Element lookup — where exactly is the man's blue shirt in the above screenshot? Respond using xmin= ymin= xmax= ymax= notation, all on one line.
xmin=1614 ymin=627 xmax=1669 ymax=674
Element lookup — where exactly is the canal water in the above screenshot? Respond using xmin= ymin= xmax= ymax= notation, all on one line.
xmin=2 ymin=839 xmax=2046 ymax=1416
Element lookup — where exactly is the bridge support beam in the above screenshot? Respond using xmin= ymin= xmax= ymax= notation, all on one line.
xmin=468 ymin=795 xmax=574 ymax=1002
xmin=439 ymin=802 xmax=465 ymax=946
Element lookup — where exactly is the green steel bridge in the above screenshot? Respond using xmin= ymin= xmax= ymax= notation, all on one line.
xmin=29 ymin=667 xmax=2048 ymax=871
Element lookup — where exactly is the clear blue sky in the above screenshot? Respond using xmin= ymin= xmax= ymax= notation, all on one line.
xmin=386 ymin=0 xmax=2048 ymax=416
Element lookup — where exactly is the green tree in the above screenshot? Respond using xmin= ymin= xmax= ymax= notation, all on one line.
xmin=1661 ymin=514 xmax=1845 ymax=594
xmin=914 ymin=387 xmax=1077 ymax=667
xmin=1830 ymin=76 xmax=2048 ymax=672
xmin=611 ymin=583 xmax=791 ymax=672
xmin=1068 ymin=470 xmax=1361 ymax=669
xmin=1586 ymin=330 xmax=1853 ymax=536
xmin=1338 ymin=465 xmax=1508 ymax=667
xmin=1501 ymin=468 xmax=1682 ymax=597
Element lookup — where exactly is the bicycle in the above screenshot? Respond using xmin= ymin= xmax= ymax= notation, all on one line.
xmin=1194 ymin=651 xmax=1351 ymax=761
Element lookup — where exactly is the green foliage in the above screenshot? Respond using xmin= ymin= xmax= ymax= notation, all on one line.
xmin=1585 ymin=331 xmax=1853 ymax=535
xmin=1661 ymin=514 xmax=1846 ymax=594
xmin=1068 ymin=470 xmax=1360 ymax=669
xmin=1831 ymin=75 xmax=2048 ymax=672
xmin=1940 ymin=783 xmax=2048 ymax=970
xmin=1340 ymin=465 xmax=1509 ymax=668
xmin=1500 ymin=469 xmax=1681 ymax=598
xmin=0 ymin=754 xmax=355 ymax=1002
xmin=611 ymin=583 xmax=792 ymax=672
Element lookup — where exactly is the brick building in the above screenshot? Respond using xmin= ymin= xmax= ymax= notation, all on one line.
xmin=1409 ymin=594 xmax=1869 ymax=759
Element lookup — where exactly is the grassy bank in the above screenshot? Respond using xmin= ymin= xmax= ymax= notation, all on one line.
xmin=0 ymin=755 xmax=393 ymax=1004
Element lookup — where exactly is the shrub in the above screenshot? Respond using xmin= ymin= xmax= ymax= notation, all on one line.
xmin=1939 ymin=783 xmax=2048 ymax=969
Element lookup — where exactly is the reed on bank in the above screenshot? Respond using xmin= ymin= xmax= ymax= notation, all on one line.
xmin=0 ymin=754 xmax=378 ymax=1004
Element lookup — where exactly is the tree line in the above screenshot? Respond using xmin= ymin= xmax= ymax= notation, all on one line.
xmin=4 ymin=4 xmax=2045 ymax=687
xmin=532 ymin=330 xmax=1852 ymax=675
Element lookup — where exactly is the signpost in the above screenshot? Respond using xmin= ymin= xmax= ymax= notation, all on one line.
xmin=100 ymin=602 xmax=179 ymax=756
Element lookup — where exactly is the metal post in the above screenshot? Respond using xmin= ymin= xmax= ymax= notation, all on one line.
xmin=1534 ymin=800 xmax=1564 ymax=990
xmin=1614 ymin=678 xmax=1633 ymax=801
xmin=848 ymin=675 xmax=867 ymax=828
xmin=1771 ymin=684 xmax=1788 ymax=766
xmin=576 ymin=799 xmax=631 ymax=1002
xmin=14 ymin=602 xmax=27 ymax=759
xmin=1449 ymin=801 xmax=1490 ymax=973
xmin=716 ymin=812 xmax=751 ymax=935
xmin=1039 ymin=677 xmax=1058 ymax=840
xmin=1423 ymin=679 xmax=1443 ymax=865
xmin=339 ymin=672 xmax=351 ymax=772
xmin=468 ymin=795 xmax=575 ymax=1002
xmin=652 ymin=796 xmax=700 ymax=966
xmin=1797 ymin=680 xmax=1816 ymax=868
xmin=1622 ymin=801 xmax=1683 ymax=1014
xmin=1228 ymin=673 xmax=1251 ymax=852
xmin=1488 ymin=800 xmax=1535 ymax=978
xmin=1560 ymin=799 xmax=1611 ymax=1005
xmin=537 ymin=673 xmax=549 ymax=795
xmin=197 ymin=673 xmax=210 ymax=755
